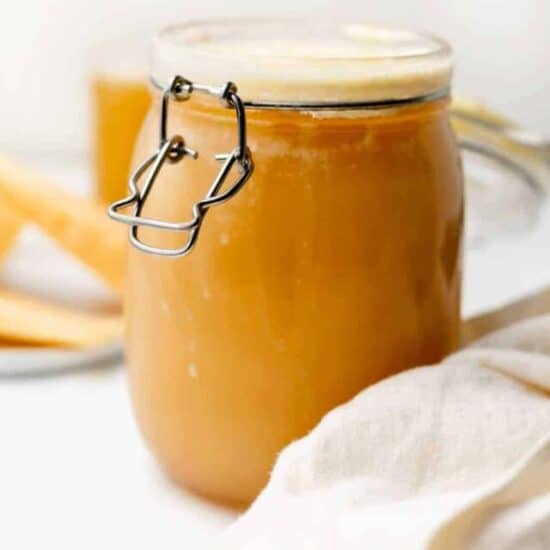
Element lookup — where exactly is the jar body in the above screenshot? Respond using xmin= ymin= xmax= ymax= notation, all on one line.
xmin=125 ymin=96 xmax=463 ymax=506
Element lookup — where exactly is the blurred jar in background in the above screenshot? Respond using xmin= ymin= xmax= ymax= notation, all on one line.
xmin=90 ymin=39 xmax=151 ymax=204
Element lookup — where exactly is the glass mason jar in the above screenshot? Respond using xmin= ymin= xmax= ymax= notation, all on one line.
xmin=110 ymin=19 xmax=464 ymax=506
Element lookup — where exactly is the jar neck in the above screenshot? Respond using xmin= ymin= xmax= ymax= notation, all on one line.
xmin=148 ymin=76 xmax=451 ymax=127
xmin=150 ymin=84 xmax=451 ymax=131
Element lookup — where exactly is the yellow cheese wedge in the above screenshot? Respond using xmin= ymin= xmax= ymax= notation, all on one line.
xmin=0 ymin=200 xmax=22 ymax=261
xmin=0 ymin=288 xmax=122 ymax=347
xmin=0 ymin=154 xmax=126 ymax=293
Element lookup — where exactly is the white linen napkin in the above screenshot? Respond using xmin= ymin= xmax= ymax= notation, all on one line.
xmin=219 ymin=315 xmax=550 ymax=549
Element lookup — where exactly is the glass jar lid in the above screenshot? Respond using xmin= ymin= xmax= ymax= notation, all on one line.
xmin=151 ymin=18 xmax=453 ymax=105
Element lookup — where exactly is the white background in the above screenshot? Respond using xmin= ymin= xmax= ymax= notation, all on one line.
xmin=0 ymin=2 xmax=549 ymax=549
xmin=0 ymin=0 xmax=549 ymax=155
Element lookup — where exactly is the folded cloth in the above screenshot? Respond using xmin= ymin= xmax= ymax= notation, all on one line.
xmin=219 ymin=315 xmax=550 ymax=549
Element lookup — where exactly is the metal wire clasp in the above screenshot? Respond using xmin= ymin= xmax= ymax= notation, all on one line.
xmin=108 ymin=75 xmax=254 ymax=257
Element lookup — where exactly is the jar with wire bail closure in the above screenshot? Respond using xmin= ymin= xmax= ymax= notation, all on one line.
xmin=109 ymin=19 xmax=464 ymax=506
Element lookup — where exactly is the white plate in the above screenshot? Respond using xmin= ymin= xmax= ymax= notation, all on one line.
xmin=0 ymin=341 xmax=123 ymax=377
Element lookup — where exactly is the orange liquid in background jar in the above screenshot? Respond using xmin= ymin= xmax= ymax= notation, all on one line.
xmin=92 ymin=76 xmax=151 ymax=204
xmin=125 ymin=95 xmax=464 ymax=506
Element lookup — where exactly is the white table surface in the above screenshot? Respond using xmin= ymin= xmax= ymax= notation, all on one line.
xmin=0 ymin=155 xmax=548 ymax=549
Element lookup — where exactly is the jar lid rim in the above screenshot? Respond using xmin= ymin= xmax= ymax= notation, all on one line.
xmin=151 ymin=18 xmax=453 ymax=103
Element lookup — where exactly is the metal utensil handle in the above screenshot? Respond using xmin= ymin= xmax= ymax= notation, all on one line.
xmin=108 ymin=75 xmax=253 ymax=257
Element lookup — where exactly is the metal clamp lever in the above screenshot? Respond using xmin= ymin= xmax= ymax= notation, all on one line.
xmin=108 ymin=75 xmax=254 ymax=257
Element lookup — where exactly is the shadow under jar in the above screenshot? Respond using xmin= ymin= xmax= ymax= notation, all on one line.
xmin=109 ymin=19 xmax=464 ymax=507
